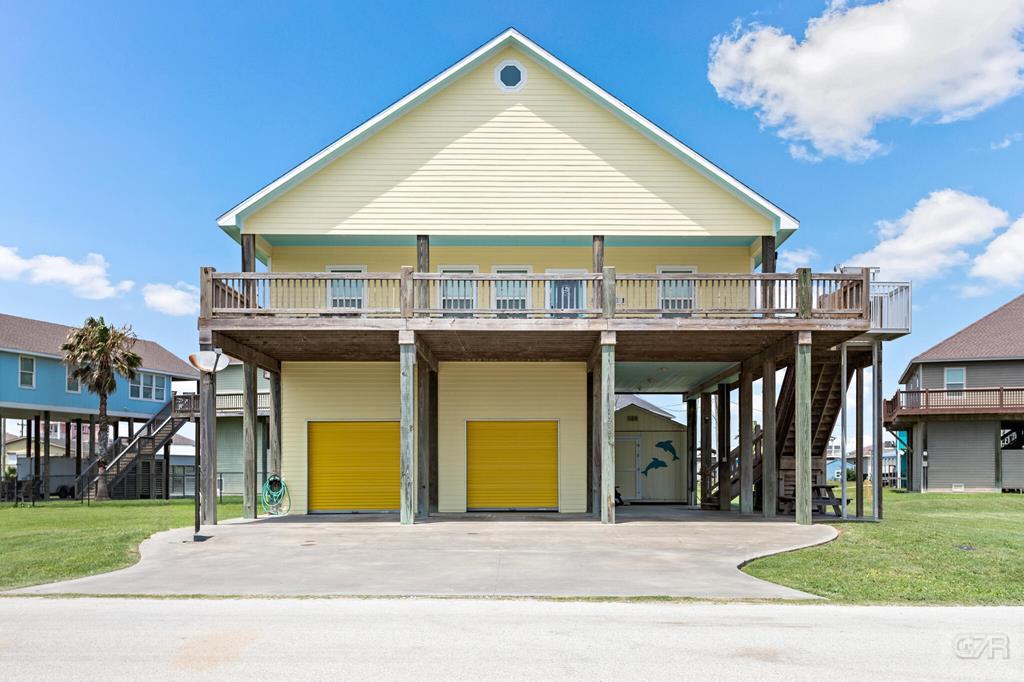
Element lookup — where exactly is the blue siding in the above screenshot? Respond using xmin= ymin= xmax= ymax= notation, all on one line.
xmin=0 ymin=350 xmax=172 ymax=418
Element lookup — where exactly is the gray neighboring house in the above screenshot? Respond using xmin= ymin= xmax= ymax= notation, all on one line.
xmin=886 ymin=294 xmax=1024 ymax=492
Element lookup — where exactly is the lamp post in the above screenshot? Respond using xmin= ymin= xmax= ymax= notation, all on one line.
xmin=187 ymin=348 xmax=228 ymax=539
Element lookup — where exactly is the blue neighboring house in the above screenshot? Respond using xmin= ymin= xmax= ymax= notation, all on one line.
xmin=0 ymin=313 xmax=196 ymax=497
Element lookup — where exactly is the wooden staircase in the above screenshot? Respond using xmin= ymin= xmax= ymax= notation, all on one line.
xmin=77 ymin=397 xmax=192 ymax=500
xmin=700 ymin=355 xmax=850 ymax=512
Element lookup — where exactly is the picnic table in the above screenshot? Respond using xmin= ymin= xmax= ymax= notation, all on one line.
xmin=778 ymin=485 xmax=848 ymax=517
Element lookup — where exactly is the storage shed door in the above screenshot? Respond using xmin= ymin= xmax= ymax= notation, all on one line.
xmin=308 ymin=421 xmax=400 ymax=512
xmin=466 ymin=421 xmax=558 ymax=510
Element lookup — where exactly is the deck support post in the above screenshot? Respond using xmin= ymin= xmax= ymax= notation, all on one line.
xmin=27 ymin=417 xmax=35 ymax=504
xmin=699 ymin=393 xmax=712 ymax=505
xmin=686 ymin=398 xmax=697 ymax=506
xmin=268 ymin=370 xmax=282 ymax=475
xmin=43 ymin=410 xmax=51 ymax=496
xmin=761 ymin=359 xmax=777 ymax=518
xmin=911 ymin=421 xmax=925 ymax=492
xmin=872 ymin=340 xmax=883 ymax=520
xmin=242 ymin=361 xmax=258 ymax=519
xmin=74 ymin=418 xmax=83 ymax=484
xmin=163 ymin=442 xmax=171 ymax=500
xmin=415 ymin=341 xmax=431 ymax=520
xmin=716 ymin=384 xmax=730 ymax=511
xmin=839 ymin=343 xmax=848 ymax=519
xmin=600 ymin=331 xmax=616 ymax=524
xmin=739 ymin=370 xmax=754 ymax=513
xmin=88 ymin=414 xmax=95 ymax=462
xmin=590 ymin=359 xmax=601 ymax=516
xmin=795 ymin=331 xmax=813 ymax=525
xmin=416 ymin=235 xmax=429 ymax=314
xmin=855 ymin=367 xmax=865 ymax=517
xmin=399 ymin=330 xmax=416 ymax=525
xmin=199 ymin=365 xmax=217 ymax=525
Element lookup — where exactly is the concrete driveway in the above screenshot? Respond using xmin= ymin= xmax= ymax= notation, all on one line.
xmin=13 ymin=506 xmax=836 ymax=599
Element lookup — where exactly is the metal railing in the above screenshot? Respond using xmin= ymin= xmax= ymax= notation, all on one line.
xmin=886 ymin=387 xmax=1024 ymax=420
xmin=203 ymin=267 xmax=872 ymax=321
xmin=869 ymin=281 xmax=912 ymax=333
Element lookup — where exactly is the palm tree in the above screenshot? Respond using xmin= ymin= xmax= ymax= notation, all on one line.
xmin=61 ymin=317 xmax=143 ymax=461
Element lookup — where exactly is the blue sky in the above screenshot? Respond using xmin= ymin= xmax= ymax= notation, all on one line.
xmin=2 ymin=0 xmax=1023 ymax=420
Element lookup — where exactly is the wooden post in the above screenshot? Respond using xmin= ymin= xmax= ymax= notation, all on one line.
xmin=74 ymin=419 xmax=83 ymax=482
xmin=686 ymin=398 xmax=697 ymax=506
xmin=600 ymin=332 xmax=616 ymax=524
xmin=593 ymin=235 xmax=605 ymax=310
xmin=241 ymin=234 xmax=256 ymax=271
xmin=839 ymin=343 xmax=848 ymax=519
xmin=43 ymin=411 xmax=51 ymax=496
xmin=761 ymin=236 xmax=776 ymax=273
xmin=163 ymin=442 xmax=171 ymax=500
xmin=268 ymin=370 xmax=282 ymax=475
xmin=128 ymin=418 xmax=135 ymax=440
xmin=602 ymin=266 xmax=616 ymax=318
xmin=717 ymin=383 xmax=730 ymax=511
xmin=795 ymin=331 xmax=813 ymax=525
xmin=700 ymin=392 xmax=712 ymax=505
xmin=199 ymin=369 xmax=217 ymax=525
xmin=761 ymin=359 xmax=777 ymax=518
xmin=739 ymin=370 xmax=754 ymax=513
xmin=590 ymin=361 xmax=602 ymax=516
xmin=796 ymin=267 xmax=812 ymax=319
xmin=200 ymin=267 xmax=215 ymax=319
xmin=27 ymin=417 xmax=35 ymax=502
xmin=416 ymin=235 xmax=429 ymax=315
xmin=872 ymin=340 xmax=883 ymax=520
xmin=399 ymin=332 xmax=416 ymax=525
xmin=912 ymin=421 xmax=926 ymax=492
xmin=242 ymin=361 xmax=258 ymax=519
xmin=400 ymin=266 xmax=414 ymax=318
xmin=416 ymin=348 xmax=430 ymax=519
xmin=855 ymin=367 xmax=865 ymax=517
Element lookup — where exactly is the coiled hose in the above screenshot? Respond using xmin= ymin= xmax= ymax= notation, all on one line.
xmin=261 ymin=474 xmax=291 ymax=515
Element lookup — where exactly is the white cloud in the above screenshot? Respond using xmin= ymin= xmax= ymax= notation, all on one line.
xmin=777 ymin=247 xmax=818 ymax=271
xmin=959 ymin=284 xmax=992 ymax=298
xmin=142 ymin=282 xmax=199 ymax=316
xmin=0 ymin=246 xmax=134 ymax=299
xmin=708 ymin=0 xmax=1024 ymax=161
xmin=969 ymin=215 xmax=1024 ymax=287
xmin=848 ymin=189 xmax=1009 ymax=281
xmin=991 ymin=132 xmax=1024 ymax=149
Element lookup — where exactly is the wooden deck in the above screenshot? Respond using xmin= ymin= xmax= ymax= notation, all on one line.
xmin=885 ymin=387 xmax=1024 ymax=424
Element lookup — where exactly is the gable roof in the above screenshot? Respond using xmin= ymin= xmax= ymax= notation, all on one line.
xmin=217 ymin=28 xmax=797 ymax=248
xmin=0 ymin=314 xmax=197 ymax=379
xmin=615 ymin=394 xmax=681 ymax=423
xmin=900 ymin=294 xmax=1024 ymax=382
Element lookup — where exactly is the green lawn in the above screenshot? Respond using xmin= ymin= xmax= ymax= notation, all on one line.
xmin=744 ymin=491 xmax=1024 ymax=604
xmin=0 ymin=498 xmax=242 ymax=592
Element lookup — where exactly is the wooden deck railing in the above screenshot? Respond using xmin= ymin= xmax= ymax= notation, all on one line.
xmin=201 ymin=267 xmax=872 ymax=321
xmin=886 ymin=387 xmax=1024 ymax=420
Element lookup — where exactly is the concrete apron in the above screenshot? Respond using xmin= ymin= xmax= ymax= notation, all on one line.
xmin=12 ymin=506 xmax=836 ymax=599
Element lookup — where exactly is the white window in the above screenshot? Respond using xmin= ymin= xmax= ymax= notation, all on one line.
xmin=66 ymin=365 xmax=81 ymax=393
xmin=130 ymin=372 xmax=168 ymax=402
xmin=492 ymin=266 xmax=532 ymax=313
xmin=326 ymin=265 xmax=366 ymax=310
xmin=944 ymin=367 xmax=966 ymax=392
xmin=18 ymin=356 xmax=35 ymax=389
xmin=439 ymin=266 xmax=478 ymax=315
xmin=495 ymin=59 xmax=526 ymax=92
xmin=657 ymin=266 xmax=697 ymax=313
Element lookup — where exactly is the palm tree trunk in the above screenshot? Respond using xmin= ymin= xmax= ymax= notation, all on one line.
xmin=98 ymin=393 xmax=109 ymax=461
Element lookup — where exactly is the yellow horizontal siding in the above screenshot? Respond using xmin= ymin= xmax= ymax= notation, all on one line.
xmin=245 ymin=46 xmax=772 ymax=237
xmin=438 ymin=362 xmax=586 ymax=513
xmin=466 ymin=421 xmax=558 ymax=509
xmin=308 ymin=421 xmax=400 ymax=511
xmin=269 ymin=245 xmax=753 ymax=274
xmin=281 ymin=362 xmax=401 ymax=513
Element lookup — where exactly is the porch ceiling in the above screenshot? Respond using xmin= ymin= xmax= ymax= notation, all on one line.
xmin=217 ymin=328 xmax=866 ymax=365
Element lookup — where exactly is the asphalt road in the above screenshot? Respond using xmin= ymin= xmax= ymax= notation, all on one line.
xmin=1 ymin=598 xmax=1020 ymax=680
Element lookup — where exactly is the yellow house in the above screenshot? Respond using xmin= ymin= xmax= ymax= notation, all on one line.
xmin=197 ymin=29 xmax=909 ymax=526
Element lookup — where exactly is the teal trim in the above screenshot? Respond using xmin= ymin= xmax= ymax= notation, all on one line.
xmin=605 ymin=236 xmax=756 ymax=247
xmin=264 ymin=235 xmax=418 ymax=247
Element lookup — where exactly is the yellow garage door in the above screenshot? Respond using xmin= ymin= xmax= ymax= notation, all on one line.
xmin=308 ymin=421 xmax=399 ymax=512
xmin=467 ymin=420 xmax=558 ymax=510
